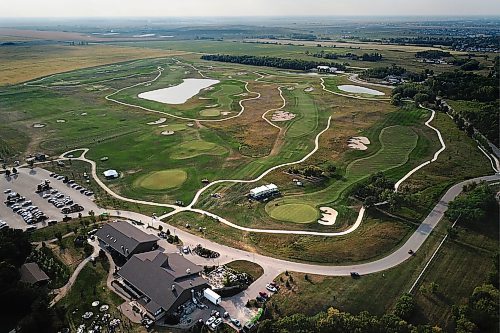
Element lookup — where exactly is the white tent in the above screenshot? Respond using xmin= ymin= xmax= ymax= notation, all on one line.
xmin=103 ymin=169 xmax=119 ymax=179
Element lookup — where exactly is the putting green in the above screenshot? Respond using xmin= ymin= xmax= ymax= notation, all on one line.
xmin=167 ymin=124 xmax=187 ymax=131
xmin=200 ymin=109 xmax=221 ymax=117
xmin=137 ymin=169 xmax=187 ymax=190
xmin=267 ymin=203 xmax=319 ymax=223
xmin=171 ymin=140 xmax=226 ymax=159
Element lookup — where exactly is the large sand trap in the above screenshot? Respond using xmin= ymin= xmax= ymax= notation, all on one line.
xmin=147 ymin=118 xmax=166 ymax=125
xmin=139 ymin=78 xmax=220 ymax=105
xmin=161 ymin=130 xmax=175 ymax=136
xmin=337 ymin=85 xmax=385 ymax=96
xmin=348 ymin=136 xmax=371 ymax=150
xmin=317 ymin=207 xmax=338 ymax=225
xmin=271 ymin=110 xmax=296 ymax=122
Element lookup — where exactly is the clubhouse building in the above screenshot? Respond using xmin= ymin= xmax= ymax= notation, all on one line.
xmin=118 ymin=250 xmax=209 ymax=320
xmin=96 ymin=221 xmax=210 ymax=321
xmin=96 ymin=221 xmax=159 ymax=260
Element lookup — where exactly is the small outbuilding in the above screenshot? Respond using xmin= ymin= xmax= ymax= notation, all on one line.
xmin=103 ymin=169 xmax=119 ymax=179
xmin=19 ymin=262 xmax=50 ymax=286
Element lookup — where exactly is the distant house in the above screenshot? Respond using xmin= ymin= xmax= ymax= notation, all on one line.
xmin=96 ymin=221 xmax=159 ymax=260
xmin=103 ymin=169 xmax=119 ymax=179
xmin=317 ymin=65 xmax=337 ymax=73
xmin=249 ymin=183 xmax=279 ymax=200
xmin=19 ymin=262 xmax=50 ymax=286
xmin=118 ymin=250 xmax=209 ymax=320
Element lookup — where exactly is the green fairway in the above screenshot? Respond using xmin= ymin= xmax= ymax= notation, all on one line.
xmin=267 ymin=203 xmax=319 ymax=223
xmin=347 ymin=125 xmax=418 ymax=178
xmin=170 ymin=139 xmax=227 ymax=159
xmin=136 ymin=169 xmax=187 ymax=190
xmin=199 ymin=109 xmax=221 ymax=117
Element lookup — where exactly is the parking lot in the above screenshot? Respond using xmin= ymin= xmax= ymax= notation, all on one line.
xmin=1 ymin=167 xmax=100 ymax=230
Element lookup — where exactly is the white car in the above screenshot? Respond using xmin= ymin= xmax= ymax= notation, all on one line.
xmin=266 ymin=284 xmax=277 ymax=293
xmin=3 ymin=189 xmax=11 ymax=194
xmin=0 ymin=221 xmax=8 ymax=229
xmin=205 ymin=316 xmax=216 ymax=326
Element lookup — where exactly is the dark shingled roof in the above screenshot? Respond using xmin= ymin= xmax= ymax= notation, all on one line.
xmin=20 ymin=262 xmax=50 ymax=284
xmin=118 ymin=250 xmax=208 ymax=314
xmin=95 ymin=221 xmax=159 ymax=256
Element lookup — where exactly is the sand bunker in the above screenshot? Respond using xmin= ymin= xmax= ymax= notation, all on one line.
xmin=304 ymin=87 xmax=314 ymax=92
xmin=161 ymin=131 xmax=175 ymax=136
xmin=56 ymin=119 xmax=66 ymax=123
xmin=147 ymin=118 xmax=167 ymax=125
xmin=205 ymin=104 xmax=219 ymax=108
xmin=348 ymin=136 xmax=371 ymax=150
xmin=139 ymin=79 xmax=220 ymax=105
xmin=317 ymin=207 xmax=338 ymax=225
xmin=271 ymin=110 xmax=296 ymax=122
xmin=187 ymin=123 xmax=194 ymax=127
xmin=33 ymin=123 xmax=46 ymax=128
xmin=221 ymin=111 xmax=231 ymax=116
xmin=81 ymin=112 xmax=88 ymax=116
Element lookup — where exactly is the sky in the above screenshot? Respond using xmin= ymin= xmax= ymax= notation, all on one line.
xmin=0 ymin=0 xmax=499 ymax=17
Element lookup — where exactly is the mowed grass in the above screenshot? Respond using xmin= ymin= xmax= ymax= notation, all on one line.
xmin=170 ymin=140 xmax=227 ymax=159
xmin=136 ymin=169 xmax=188 ymax=190
xmin=199 ymin=109 xmax=221 ymax=117
xmin=225 ymin=260 xmax=264 ymax=281
xmin=0 ymin=44 xmax=179 ymax=86
xmin=347 ymin=125 xmax=418 ymax=178
xmin=267 ymin=203 xmax=319 ymax=223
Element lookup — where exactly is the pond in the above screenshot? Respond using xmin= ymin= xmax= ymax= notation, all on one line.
xmin=138 ymin=78 xmax=220 ymax=105
xmin=337 ymin=85 xmax=385 ymax=96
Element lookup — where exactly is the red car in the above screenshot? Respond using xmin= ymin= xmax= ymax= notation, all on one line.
xmin=259 ymin=291 xmax=268 ymax=298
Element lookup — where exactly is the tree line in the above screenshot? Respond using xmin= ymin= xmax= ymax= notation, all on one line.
xmin=310 ymin=51 xmax=383 ymax=62
xmin=200 ymin=54 xmax=347 ymax=71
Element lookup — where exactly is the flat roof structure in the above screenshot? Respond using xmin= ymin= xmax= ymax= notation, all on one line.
xmin=103 ymin=169 xmax=119 ymax=178
xmin=249 ymin=183 xmax=279 ymax=198
xmin=118 ymin=250 xmax=209 ymax=318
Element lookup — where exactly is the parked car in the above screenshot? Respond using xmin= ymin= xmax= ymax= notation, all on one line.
xmin=205 ymin=316 xmax=216 ymax=326
xmin=266 ymin=284 xmax=277 ymax=293
xmin=350 ymin=272 xmax=360 ymax=278
xmin=3 ymin=189 xmax=11 ymax=194
xmin=259 ymin=291 xmax=268 ymax=298
xmin=230 ymin=318 xmax=241 ymax=327
xmin=256 ymin=296 xmax=266 ymax=303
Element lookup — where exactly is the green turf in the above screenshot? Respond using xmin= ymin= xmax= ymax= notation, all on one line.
xmin=136 ymin=169 xmax=188 ymax=190
xmin=199 ymin=109 xmax=221 ymax=117
xmin=170 ymin=139 xmax=227 ymax=159
xmin=267 ymin=203 xmax=319 ymax=223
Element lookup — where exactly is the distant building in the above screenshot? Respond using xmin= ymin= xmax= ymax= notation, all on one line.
xmin=103 ymin=169 xmax=119 ymax=179
xmin=118 ymin=250 xmax=209 ymax=320
xmin=19 ymin=262 xmax=50 ymax=286
xmin=317 ymin=65 xmax=337 ymax=73
xmin=96 ymin=221 xmax=159 ymax=260
xmin=249 ymin=183 xmax=279 ymax=199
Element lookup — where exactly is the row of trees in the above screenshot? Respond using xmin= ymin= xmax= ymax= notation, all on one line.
xmin=415 ymin=50 xmax=451 ymax=59
xmin=256 ymin=295 xmax=441 ymax=333
xmin=445 ymin=182 xmax=496 ymax=224
xmin=200 ymin=54 xmax=347 ymax=71
xmin=310 ymin=51 xmax=383 ymax=62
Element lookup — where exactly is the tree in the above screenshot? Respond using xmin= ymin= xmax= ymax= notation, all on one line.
xmin=12 ymin=167 xmax=17 ymax=174
xmin=393 ymin=294 xmax=415 ymax=320
xmin=391 ymin=92 xmax=402 ymax=106
xmin=5 ymin=169 xmax=11 ymax=177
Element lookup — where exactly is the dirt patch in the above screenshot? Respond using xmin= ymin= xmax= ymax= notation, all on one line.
xmin=271 ymin=110 xmax=296 ymax=122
